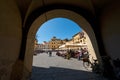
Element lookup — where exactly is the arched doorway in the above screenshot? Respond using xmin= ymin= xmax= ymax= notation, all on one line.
xmin=24 ymin=9 xmax=101 ymax=77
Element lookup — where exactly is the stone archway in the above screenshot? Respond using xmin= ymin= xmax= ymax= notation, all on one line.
xmin=24 ymin=9 xmax=101 ymax=76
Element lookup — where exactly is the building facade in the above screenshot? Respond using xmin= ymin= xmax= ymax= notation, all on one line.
xmin=48 ymin=36 xmax=63 ymax=50
xmin=34 ymin=41 xmax=49 ymax=51
xmin=34 ymin=38 xmax=38 ymax=50
xmin=59 ymin=31 xmax=87 ymax=50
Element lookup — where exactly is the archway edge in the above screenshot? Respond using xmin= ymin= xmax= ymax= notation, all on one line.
xmin=25 ymin=9 xmax=100 ymax=72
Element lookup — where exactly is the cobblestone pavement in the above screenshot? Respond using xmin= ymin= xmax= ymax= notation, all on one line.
xmin=31 ymin=52 xmax=107 ymax=80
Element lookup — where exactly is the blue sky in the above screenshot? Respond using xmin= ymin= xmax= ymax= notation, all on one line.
xmin=36 ymin=17 xmax=82 ymax=44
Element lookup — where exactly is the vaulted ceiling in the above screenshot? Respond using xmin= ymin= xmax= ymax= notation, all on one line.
xmin=14 ymin=0 xmax=115 ymax=27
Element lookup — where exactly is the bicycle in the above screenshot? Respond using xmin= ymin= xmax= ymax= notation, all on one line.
xmin=82 ymin=57 xmax=106 ymax=80
xmin=82 ymin=57 xmax=92 ymax=70
xmin=82 ymin=57 xmax=103 ymax=74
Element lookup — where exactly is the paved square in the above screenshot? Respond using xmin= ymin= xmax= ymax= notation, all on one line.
xmin=31 ymin=52 xmax=105 ymax=80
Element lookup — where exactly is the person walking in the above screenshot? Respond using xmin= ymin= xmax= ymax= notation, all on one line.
xmin=66 ymin=50 xmax=71 ymax=60
xmin=78 ymin=49 xmax=82 ymax=60
xmin=49 ymin=51 xmax=52 ymax=57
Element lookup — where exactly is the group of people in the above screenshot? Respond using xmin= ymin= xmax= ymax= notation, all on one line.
xmin=55 ymin=48 xmax=90 ymax=61
xmin=64 ymin=48 xmax=89 ymax=60
xmin=77 ymin=48 xmax=89 ymax=61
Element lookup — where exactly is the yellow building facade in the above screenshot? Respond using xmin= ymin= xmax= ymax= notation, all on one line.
xmin=73 ymin=32 xmax=86 ymax=44
xmin=34 ymin=38 xmax=38 ymax=50
xmin=48 ymin=37 xmax=63 ymax=50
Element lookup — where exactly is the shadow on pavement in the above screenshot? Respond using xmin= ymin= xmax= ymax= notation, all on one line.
xmin=30 ymin=66 xmax=96 ymax=80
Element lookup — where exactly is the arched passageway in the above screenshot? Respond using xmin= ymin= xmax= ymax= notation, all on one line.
xmin=24 ymin=9 xmax=101 ymax=78
xmin=1 ymin=0 xmax=120 ymax=80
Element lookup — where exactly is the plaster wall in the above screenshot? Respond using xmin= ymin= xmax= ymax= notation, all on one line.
xmin=83 ymin=30 xmax=97 ymax=62
xmin=0 ymin=0 xmax=22 ymax=79
xmin=100 ymin=2 xmax=120 ymax=59
xmin=24 ymin=14 xmax=46 ymax=72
